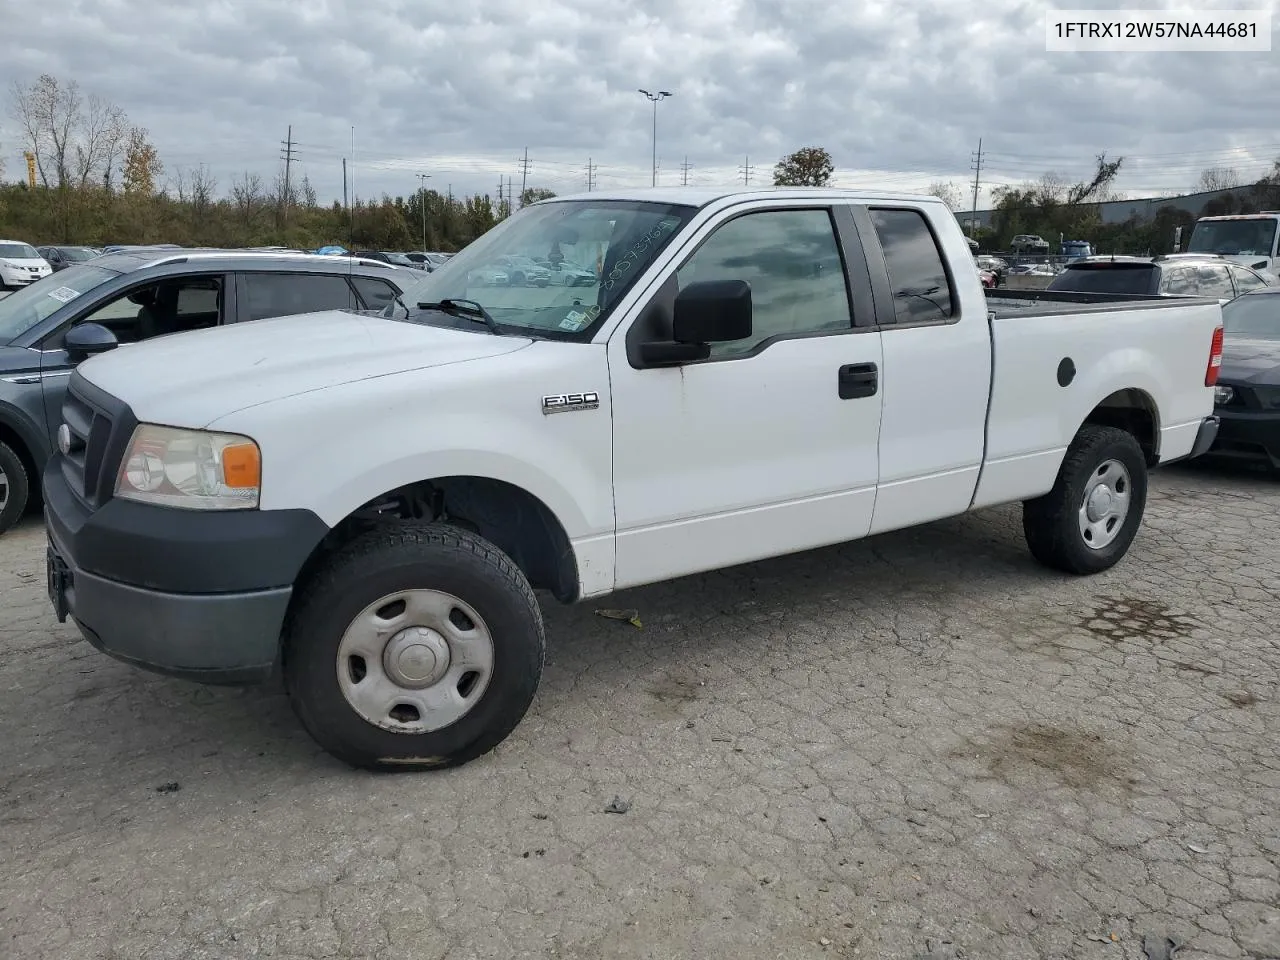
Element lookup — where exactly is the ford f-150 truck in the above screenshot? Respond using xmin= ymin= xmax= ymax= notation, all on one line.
xmin=42 ymin=188 xmax=1224 ymax=771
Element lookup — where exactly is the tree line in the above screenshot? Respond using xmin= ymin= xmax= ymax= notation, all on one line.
xmin=0 ymin=74 xmax=546 ymax=251
xmin=928 ymin=155 xmax=1280 ymax=255
xmin=4 ymin=73 xmax=1275 ymax=257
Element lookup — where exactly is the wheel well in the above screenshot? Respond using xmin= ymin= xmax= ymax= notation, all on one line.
xmin=298 ymin=476 xmax=580 ymax=603
xmin=1082 ymin=389 xmax=1159 ymax=465
xmin=0 ymin=420 xmax=40 ymax=503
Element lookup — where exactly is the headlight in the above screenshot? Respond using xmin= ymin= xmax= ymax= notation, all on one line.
xmin=1214 ymin=385 xmax=1234 ymax=405
xmin=114 ymin=424 xmax=260 ymax=510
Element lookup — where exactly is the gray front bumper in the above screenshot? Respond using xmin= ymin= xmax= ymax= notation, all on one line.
xmin=48 ymin=524 xmax=290 ymax=685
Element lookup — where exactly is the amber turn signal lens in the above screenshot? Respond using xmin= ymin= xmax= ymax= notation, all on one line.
xmin=221 ymin=442 xmax=261 ymax=489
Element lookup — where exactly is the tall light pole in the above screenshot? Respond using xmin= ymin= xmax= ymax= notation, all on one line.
xmin=638 ymin=89 xmax=673 ymax=187
xmin=417 ymin=174 xmax=432 ymax=253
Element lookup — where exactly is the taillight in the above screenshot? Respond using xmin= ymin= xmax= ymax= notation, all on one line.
xmin=1205 ymin=326 xmax=1223 ymax=386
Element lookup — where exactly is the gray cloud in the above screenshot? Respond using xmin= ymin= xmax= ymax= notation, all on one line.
xmin=2 ymin=0 xmax=1277 ymax=206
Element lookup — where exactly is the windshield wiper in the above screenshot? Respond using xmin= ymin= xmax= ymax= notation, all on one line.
xmin=416 ymin=298 xmax=502 ymax=335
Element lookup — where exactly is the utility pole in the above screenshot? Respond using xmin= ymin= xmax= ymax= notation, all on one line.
xmin=680 ymin=156 xmax=691 ymax=186
xmin=279 ymin=125 xmax=296 ymax=227
xmin=497 ymin=179 xmax=504 ymax=217
xmin=507 ymin=176 xmax=513 ymax=217
xmin=969 ymin=138 xmax=984 ymax=239
xmin=518 ymin=148 xmax=530 ymax=208
xmin=638 ymin=89 xmax=673 ymax=187
xmin=416 ymin=173 xmax=430 ymax=252
xmin=739 ymin=156 xmax=754 ymax=186
xmin=585 ymin=157 xmax=596 ymax=191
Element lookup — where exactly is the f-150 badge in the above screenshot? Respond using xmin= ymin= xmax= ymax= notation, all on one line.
xmin=542 ymin=392 xmax=600 ymax=415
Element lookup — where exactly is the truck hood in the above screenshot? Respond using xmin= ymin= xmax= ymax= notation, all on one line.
xmin=77 ymin=309 xmax=532 ymax=426
xmin=1220 ymin=337 xmax=1280 ymax=385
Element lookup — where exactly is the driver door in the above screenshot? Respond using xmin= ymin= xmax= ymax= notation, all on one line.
xmin=607 ymin=203 xmax=884 ymax=590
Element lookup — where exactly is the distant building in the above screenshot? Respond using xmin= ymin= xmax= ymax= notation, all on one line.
xmin=959 ymin=185 xmax=1262 ymax=231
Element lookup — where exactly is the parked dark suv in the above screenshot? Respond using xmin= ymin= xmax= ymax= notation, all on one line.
xmin=0 ymin=250 xmax=411 ymax=533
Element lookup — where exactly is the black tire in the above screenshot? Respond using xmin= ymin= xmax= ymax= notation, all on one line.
xmin=283 ymin=523 xmax=545 ymax=771
xmin=509 ymin=270 xmax=525 ymax=286
xmin=1022 ymin=425 xmax=1148 ymax=575
xmin=0 ymin=441 xmax=31 ymax=536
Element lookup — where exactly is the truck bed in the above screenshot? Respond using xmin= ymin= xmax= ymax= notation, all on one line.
xmin=985 ymin=288 xmax=1221 ymax=319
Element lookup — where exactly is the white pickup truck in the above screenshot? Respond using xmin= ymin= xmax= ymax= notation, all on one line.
xmin=43 ymin=188 xmax=1224 ymax=770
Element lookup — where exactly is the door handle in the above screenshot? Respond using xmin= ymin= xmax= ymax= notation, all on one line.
xmin=837 ymin=362 xmax=878 ymax=400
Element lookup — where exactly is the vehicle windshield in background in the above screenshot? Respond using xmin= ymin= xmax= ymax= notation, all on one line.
xmin=1187 ymin=219 xmax=1279 ymax=257
xmin=395 ymin=199 xmax=697 ymax=338
xmin=1222 ymin=294 xmax=1280 ymax=339
xmin=0 ymin=242 xmax=41 ymax=260
xmin=60 ymin=247 xmax=98 ymax=261
xmin=0 ymin=264 xmax=119 ymax=343
xmin=1047 ymin=264 xmax=1156 ymax=294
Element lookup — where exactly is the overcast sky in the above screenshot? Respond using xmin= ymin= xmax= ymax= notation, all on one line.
xmin=2 ymin=0 xmax=1278 ymax=208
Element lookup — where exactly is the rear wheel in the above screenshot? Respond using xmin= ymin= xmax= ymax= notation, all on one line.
xmin=1022 ymin=425 xmax=1148 ymax=575
xmin=283 ymin=523 xmax=545 ymax=771
xmin=0 ymin=442 xmax=30 ymax=535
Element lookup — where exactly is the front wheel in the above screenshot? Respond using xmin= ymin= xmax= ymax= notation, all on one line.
xmin=1022 ymin=425 xmax=1148 ymax=575
xmin=0 ymin=441 xmax=30 ymax=535
xmin=283 ymin=523 xmax=545 ymax=771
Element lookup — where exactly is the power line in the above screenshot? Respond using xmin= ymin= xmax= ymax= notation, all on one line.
xmin=279 ymin=124 xmax=296 ymax=226
xmin=969 ymin=137 xmax=983 ymax=239
xmin=518 ymin=147 xmax=530 ymax=207
xmin=416 ymin=172 xmax=430 ymax=253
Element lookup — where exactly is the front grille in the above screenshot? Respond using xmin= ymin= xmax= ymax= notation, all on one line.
xmin=59 ymin=378 xmax=122 ymax=506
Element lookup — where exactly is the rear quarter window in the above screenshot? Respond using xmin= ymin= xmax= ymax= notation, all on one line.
xmin=868 ymin=208 xmax=955 ymax=323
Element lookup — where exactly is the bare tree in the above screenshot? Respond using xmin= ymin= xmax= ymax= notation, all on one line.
xmin=231 ymin=171 xmax=267 ymax=228
xmin=272 ymin=168 xmax=298 ymax=227
xmin=1066 ymin=154 xmax=1123 ymax=205
xmin=77 ymin=93 xmax=130 ymax=189
xmin=10 ymin=74 xmax=132 ymax=191
xmin=9 ymin=74 xmax=82 ymax=188
xmin=170 ymin=165 xmax=218 ymax=219
xmin=1198 ymin=166 xmax=1240 ymax=193
xmin=926 ymin=180 xmax=964 ymax=211
xmin=188 ymin=164 xmax=217 ymax=220
xmin=299 ymin=174 xmax=317 ymax=209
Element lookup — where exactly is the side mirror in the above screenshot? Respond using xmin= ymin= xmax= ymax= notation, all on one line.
xmin=638 ymin=280 xmax=752 ymax=367
xmin=64 ymin=322 xmax=119 ymax=362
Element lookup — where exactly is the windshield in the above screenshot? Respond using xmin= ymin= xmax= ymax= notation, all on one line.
xmin=0 ymin=243 xmax=41 ymax=260
xmin=1222 ymin=292 xmax=1280 ymax=339
xmin=61 ymin=247 xmax=98 ymax=261
xmin=0 ymin=264 xmax=119 ymax=343
xmin=394 ymin=199 xmax=696 ymax=338
xmin=1187 ymin=218 xmax=1279 ymax=257
xmin=1048 ymin=264 xmax=1156 ymax=294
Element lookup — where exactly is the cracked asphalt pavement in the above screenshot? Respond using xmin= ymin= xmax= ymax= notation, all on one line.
xmin=2 ymin=462 xmax=1278 ymax=959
